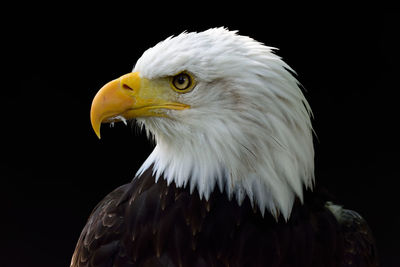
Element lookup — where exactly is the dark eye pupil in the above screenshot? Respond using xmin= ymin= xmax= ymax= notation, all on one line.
xmin=177 ymin=75 xmax=186 ymax=84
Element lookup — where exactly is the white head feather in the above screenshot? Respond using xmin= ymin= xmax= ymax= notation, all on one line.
xmin=134 ymin=28 xmax=314 ymax=220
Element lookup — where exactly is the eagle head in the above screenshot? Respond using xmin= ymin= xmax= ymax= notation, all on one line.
xmin=90 ymin=28 xmax=314 ymax=220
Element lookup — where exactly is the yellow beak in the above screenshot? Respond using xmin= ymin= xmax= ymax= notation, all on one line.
xmin=90 ymin=72 xmax=190 ymax=139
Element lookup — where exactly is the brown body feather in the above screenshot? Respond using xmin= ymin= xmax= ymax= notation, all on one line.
xmin=71 ymin=167 xmax=378 ymax=267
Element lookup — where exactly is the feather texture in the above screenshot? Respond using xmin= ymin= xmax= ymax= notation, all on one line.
xmin=71 ymin=168 xmax=379 ymax=267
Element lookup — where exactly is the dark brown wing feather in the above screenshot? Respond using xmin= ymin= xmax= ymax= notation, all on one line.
xmin=70 ymin=185 xmax=128 ymax=267
xmin=71 ymin=168 xmax=378 ymax=267
xmin=339 ymin=209 xmax=379 ymax=267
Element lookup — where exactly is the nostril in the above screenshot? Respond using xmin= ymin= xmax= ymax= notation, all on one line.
xmin=122 ymin=84 xmax=134 ymax=91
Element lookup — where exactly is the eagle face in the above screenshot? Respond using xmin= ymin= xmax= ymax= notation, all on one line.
xmin=90 ymin=28 xmax=314 ymax=219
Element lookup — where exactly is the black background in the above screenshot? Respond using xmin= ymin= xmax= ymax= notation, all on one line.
xmin=2 ymin=6 xmax=398 ymax=267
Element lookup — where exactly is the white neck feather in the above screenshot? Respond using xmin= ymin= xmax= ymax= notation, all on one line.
xmin=134 ymin=28 xmax=315 ymax=220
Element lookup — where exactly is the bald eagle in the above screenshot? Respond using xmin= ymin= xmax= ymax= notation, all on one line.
xmin=71 ymin=28 xmax=378 ymax=267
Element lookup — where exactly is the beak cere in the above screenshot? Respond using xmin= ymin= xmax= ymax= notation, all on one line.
xmin=90 ymin=72 xmax=190 ymax=139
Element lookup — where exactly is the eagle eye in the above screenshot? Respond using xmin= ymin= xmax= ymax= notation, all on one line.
xmin=171 ymin=72 xmax=195 ymax=93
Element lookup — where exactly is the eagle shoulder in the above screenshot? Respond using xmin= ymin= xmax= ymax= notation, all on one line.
xmin=70 ymin=167 xmax=175 ymax=267
xmin=339 ymin=208 xmax=379 ymax=267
